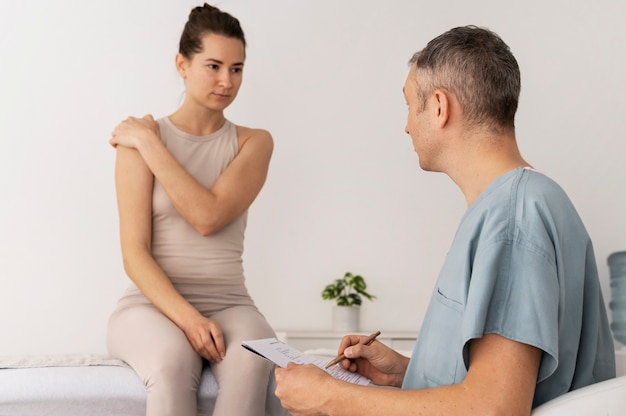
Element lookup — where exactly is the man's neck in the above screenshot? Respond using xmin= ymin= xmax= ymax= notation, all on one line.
xmin=445 ymin=132 xmax=530 ymax=207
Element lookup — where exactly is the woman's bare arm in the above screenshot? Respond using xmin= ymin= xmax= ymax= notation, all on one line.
xmin=111 ymin=116 xmax=273 ymax=236
xmin=114 ymin=145 xmax=226 ymax=361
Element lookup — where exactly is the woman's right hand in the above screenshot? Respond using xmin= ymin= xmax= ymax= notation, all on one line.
xmin=180 ymin=314 xmax=226 ymax=362
xmin=110 ymin=114 xmax=159 ymax=150
xmin=337 ymin=334 xmax=411 ymax=387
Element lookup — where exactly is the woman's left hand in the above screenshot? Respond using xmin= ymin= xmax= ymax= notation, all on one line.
xmin=110 ymin=114 xmax=159 ymax=149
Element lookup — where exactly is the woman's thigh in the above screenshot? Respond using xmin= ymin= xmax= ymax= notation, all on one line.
xmin=107 ymin=303 xmax=202 ymax=383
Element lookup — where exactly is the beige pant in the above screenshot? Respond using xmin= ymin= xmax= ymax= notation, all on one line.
xmin=107 ymin=283 xmax=276 ymax=416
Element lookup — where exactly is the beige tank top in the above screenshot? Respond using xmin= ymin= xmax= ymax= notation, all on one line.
xmin=150 ymin=117 xmax=247 ymax=286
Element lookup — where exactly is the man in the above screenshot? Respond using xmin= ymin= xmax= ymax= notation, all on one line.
xmin=274 ymin=26 xmax=616 ymax=415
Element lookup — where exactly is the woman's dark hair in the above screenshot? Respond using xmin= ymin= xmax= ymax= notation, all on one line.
xmin=179 ymin=3 xmax=246 ymax=59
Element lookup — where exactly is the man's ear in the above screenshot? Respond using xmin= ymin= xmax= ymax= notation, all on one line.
xmin=433 ymin=89 xmax=451 ymax=128
xmin=175 ymin=53 xmax=188 ymax=79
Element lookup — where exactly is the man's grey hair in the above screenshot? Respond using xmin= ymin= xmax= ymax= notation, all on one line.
xmin=409 ymin=25 xmax=521 ymax=132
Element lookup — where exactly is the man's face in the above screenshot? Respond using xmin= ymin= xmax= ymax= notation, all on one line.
xmin=403 ymin=66 xmax=437 ymax=171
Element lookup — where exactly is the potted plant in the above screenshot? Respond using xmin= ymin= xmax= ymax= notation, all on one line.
xmin=321 ymin=272 xmax=376 ymax=332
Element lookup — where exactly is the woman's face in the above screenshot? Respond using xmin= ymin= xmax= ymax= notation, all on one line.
xmin=177 ymin=33 xmax=246 ymax=112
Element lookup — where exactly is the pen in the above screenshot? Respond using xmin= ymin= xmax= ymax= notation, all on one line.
xmin=324 ymin=330 xmax=381 ymax=369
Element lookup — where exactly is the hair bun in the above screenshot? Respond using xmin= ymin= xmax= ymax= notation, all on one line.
xmin=189 ymin=3 xmax=220 ymax=19
xmin=180 ymin=2 xmax=246 ymax=58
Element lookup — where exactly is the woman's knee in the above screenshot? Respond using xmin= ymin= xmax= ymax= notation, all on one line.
xmin=146 ymin=358 xmax=203 ymax=393
xmin=214 ymin=348 xmax=272 ymax=387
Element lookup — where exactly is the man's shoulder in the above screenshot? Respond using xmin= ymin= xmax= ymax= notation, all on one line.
xmin=482 ymin=168 xmax=575 ymax=217
xmin=517 ymin=170 xmax=581 ymax=222
xmin=463 ymin=168 xmax=587 ymax=251
xmin=520 ymin=169 xmax=569 ymax=199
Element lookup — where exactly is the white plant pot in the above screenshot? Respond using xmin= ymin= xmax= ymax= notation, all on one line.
xmin=332 ymin=305 xmax=360 ymax=333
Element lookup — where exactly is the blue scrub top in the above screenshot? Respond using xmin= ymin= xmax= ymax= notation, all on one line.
xmin=402 ymin=168 xmax=615 ymax=407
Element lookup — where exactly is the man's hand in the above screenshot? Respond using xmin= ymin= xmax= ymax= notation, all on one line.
xmin=337 ymin=334 xmax=410 ymax=387
xmin=275 ymin=363 xmax=336 ymax=416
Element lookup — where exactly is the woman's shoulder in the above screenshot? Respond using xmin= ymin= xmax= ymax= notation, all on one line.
xmin=233 ymin=124 xmax=273 ymax=150
xmin=234 ymin=124 xmax=272 ymax=139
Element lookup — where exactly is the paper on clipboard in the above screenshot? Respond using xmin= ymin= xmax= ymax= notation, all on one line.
xmin=242 ymin=337 xmax=371 ymax=386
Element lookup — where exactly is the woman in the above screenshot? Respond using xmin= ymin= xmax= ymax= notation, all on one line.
xmin=106 ymin=4 xmax=277 ymax=415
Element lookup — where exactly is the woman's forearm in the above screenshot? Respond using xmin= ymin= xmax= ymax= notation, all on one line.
xmin=122 ymin=247 xmax=201 ymax=328
xmin=134 ymin=128 xmax=272 ymax=236
xmin=134 ymin=131 xmax=225 ymax=235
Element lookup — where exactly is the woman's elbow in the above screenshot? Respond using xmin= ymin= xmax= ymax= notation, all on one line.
xmin=192 ymin=210 xmax=237 ymax=236
xmin=196 ymin=226 xmax=215 ymax=237
xmin=121 ymin=250 xmax=144 ymax=268
xmin=120 ymin=245 xmax=150 ymax=273
xmin=194 ymin=219 xmax=222 ymax=237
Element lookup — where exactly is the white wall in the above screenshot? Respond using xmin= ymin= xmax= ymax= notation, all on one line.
xmin=1 ymin=0 xmax=625 ymax=356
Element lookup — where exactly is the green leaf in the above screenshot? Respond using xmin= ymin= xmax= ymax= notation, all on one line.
xmin=353 ymin=275 xmax=366 ymax=291
xmin=321 ymin=271 xmax=376 ymax=305
xmin=347 ymin=293 xmax=362 ymax=306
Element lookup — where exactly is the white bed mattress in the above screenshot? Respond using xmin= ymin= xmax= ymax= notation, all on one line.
xmin=1 ymin=366 xmax=148 ymax=415
xmin=0 ymin=356 xmax=287 ymax=416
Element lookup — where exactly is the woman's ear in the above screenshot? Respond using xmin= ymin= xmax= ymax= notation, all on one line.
xmin=175 ymin=53 xmax=188 ymax=79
